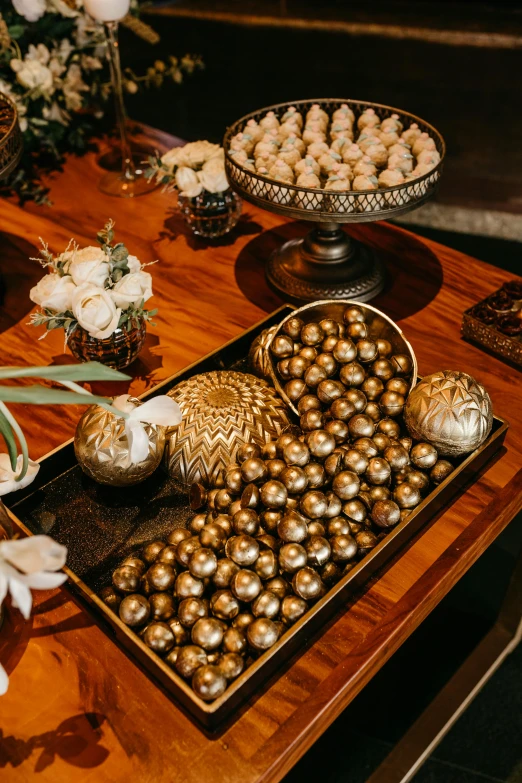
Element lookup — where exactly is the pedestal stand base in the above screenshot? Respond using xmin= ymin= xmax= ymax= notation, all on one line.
xmin=266 ymin=223 xmax=385 ymax=303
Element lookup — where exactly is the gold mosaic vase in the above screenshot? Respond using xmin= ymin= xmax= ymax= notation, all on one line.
xmin=165 ymin=370 xmax=290 ymax=486
xmin=68 ymin=319 xmax=146 ymax=370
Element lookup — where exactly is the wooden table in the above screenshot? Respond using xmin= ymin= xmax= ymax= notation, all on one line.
xmin=0 ymin=128 xmax=521 ymax=782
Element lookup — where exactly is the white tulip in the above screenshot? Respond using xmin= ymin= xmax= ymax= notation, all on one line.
xmin=72 ymin=284 xmax=121 ymax=339
xmin=66 ymin=246 xmax=110 ymax=288
xmin=112 ymin=394 xmax=182 ymax=465
xmin=11 ymin=58 xmax=54 ymax=96
xmin=111 ymin=271 xmax=153 ymax=309
xmin=0 ymin=454 xmax=40 ymax=497
xmin=126 ymin=254 xmax=142 ymax=273
xmin=182 ymin=140 xmax=221 ymax=168
xmin=175 ymin=166 xmax=203 ymax=198
xmin=30 ymin=273 xmax=76 ymax=313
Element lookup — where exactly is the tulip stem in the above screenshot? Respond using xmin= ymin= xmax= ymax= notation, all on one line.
xmin=0 ymin=401 xmax=29 ymax=482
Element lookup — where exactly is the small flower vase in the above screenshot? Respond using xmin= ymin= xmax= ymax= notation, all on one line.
xmin=178 ymin=189 xmax=242 ymax=239
xmin=67 ymin=318 xmax=146 ymax=370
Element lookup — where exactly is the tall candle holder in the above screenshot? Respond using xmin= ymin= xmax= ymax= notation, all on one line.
xmin=98 ymin=20 xmax=156 ymax=198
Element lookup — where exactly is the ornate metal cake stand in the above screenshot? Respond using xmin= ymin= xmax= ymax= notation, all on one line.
xmin=224 ymin=98 xmax=445 ymax=303
xmin=0 ymin=93 xmax=23 ymax=181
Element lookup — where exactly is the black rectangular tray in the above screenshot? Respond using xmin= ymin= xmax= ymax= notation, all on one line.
xmin=4 ymin=305 xmax=508 ymax=729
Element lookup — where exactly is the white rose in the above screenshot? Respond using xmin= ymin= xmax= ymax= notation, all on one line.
xmin=11 ymin=59 xmax=54 ymax=96
xmin=175 ymin=166 xmax=203 ymax=198
xmin=161 ymin=147 xmax=185 ymax=172
xmin=67 ymin=246 xmax=110 ymax=287
xmin=111 ymin=271 xmax=153 ymax=309
xmin=30 ymin=273 xmax=76 ymax=313
xmin=127 ymin=254 xmax=142 ymax=273
xmin=72 ymin=284 xmax=121 ymax=340
xmin=198 ymin=156 xmax=228 ymax=194
xmin=182 ymin=141 xmax=221 ymax=168
xmin=12 ymin=0 xmax=46 ymax=22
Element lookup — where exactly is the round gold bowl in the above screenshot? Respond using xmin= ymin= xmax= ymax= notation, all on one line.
xmin=266 ymin=299 xmax=418 ymax=416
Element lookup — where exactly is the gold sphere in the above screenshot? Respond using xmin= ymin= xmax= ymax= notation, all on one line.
xmin=305 ymin=536 xmax=331 ymax=566
xmin=366 ymin=457 xmax=391 ymax=485
xmin=143 ymin=622 xmax=175 ymax=654
xmin=255 ymin=549 xmax=279 ymax=580
xmin=330 ymin=534 xmax=358 ymax=562
xmin=333 ymin=338 xmax=357 ymax=363
xmin=225 ymin=468 xmax=243 ymax=494
xmin=317 ymin=379 xmax=345 ymax=404
xmin=100 ymin=586 xmax=122 ymax=612
xmin=377 ymin=418 xmax=401 ymax=438
xmin=247 ymin=618 xmax=279 ymax=650
xmin=278 ymin=359 xmax=291 ymax=380
xmin=284 ymin=378 xmax=309 ymax=402
xmin=112 ymin=565 xmax=141 ymax=594
xmin=230 ymin=569 xmax=263 ymax=601
xmin=393 ymin=483 xmax=421 ymax=509
xmin=343 ymin=449 xmax=368 ymax=475
xmin=175 ymin=571 xmax=204 ymax=599
xmin=240 ymin=457 xmax=268 ymax=484
xmin=292 ymin=567 xmax=324 ymax=600
xmin=332 ymin=471 xmax=360 ymax=500
xmin=218 ymin=653 xmax=244 ymax=681
xmin=232 ymin=508 xmax=259 ymax=536
xmin=168 ymin=617 xmax=190 ymax=645
xmin=355 ymin=529 xmax=379 ymax=555
xmin=279 ymin=543 xmax=307 ymax=573
xmin=386 ymin=377 xmax=410 ymax=396
xmin=74 ymin=398 xmax=166 ymax=486
xmin=308 ymin=519 xmax=327 ymax=536
xmin=362 ymin=376 xmax=384 ymax=401
xmin=189 ymin=514 xmax=207 ymax=535
xmin=213 ymin=558 xmax=239 ymax=589
xmin=260 ymin=479 xmax=288 ymax=508
xmin=167 ymin=528 xmax=191 ymax=547
xmin=223 ymin=627 xmax=247 ymax=655
xmin=304 ymin=363 xmax=328 ymax=388
xmin=210 ymin=589 xmax=240 ymax=620
xmin=149 ymin=592 xmax=176 ymax=621
xmin=225 ymin=535 xmax=260 ymax=566
xmin=265 ymin=576 xmax=291 ymax=600
xmin=376 ymin=338 xmax=393 ymax=358
xmin=241 ymin=483 xmax=260 ymax=509
xmin=283 ymin=439 xmax=310 ymax=467
xmin=281 ymin=594 xmax=308 ymax=625
xmin=192 ymin=664 xmax=227 ymax=700
xmin=252 ymin=590 xmax=281 ymax=619
xmin=330 ymin=397 xmax=356 ymax=421
xmin=364 ymin=402 xmax=382 ymax=422
xmin=315 ymin=353 xmax=338 ymax=377
xmin=304 ymin=461 xmax=326 ymax=488
xmin=344 ymin=306 xmax=365 ymax=324
xmin=199 ymin=523 xmax=227 ymax=552
xmin=232 ymin=612 xmax=255 ymax=631
xmin=176 ymin=645 xmax=208 ymax=678
xmin=325 ymin=419 xmax=349 ymax=444
xmin=379 ymin=391 xmax=405 ymax=417
xmin=430 ymin=459 xmax=454 ymax=484
xmin=119 ymin=594 xmax=150 ymax=626
xmin=300 ymin=490 xmax=328 ymax=518
xmin=176 ymin=536 xmax=201 ymax=568
xmin=344 ymin=388 xmax=367 ymax=411
xmin=328 ymin=516 xmax=351 ymax=537
xmin=407 ymin=469 xmax=430 ymax=493
xmin=372 ymin=433 xmax=391 ymax=453
xmin=299 ymin=346 xmax=318 ymax=362
xmin=142 ymin=541 xmax=166 ymax=564
xmin=371 ymin=499 xmax=401 ymax=528
xmin=306 ymin=430 xmax=336 ymax=459
xmin=188 ymin=549 xmax=218 ymax=579
xmin=384 ymin=445 xmax=410 ymax=471
xmin=319 ymin=318 xmax=340 ymax=336
xmin=321 ymin=562 xmax=342 ymax=586
xmin=298 ymin=394 xmax=322 ymax=414
xmin=343 ymin=498 xmax=368 ymax=523
xmin=353 ymin=437 xmax=378 ymax=458
xmin=191 ymin=617 xmax=225 ymax=651
xmin=266 ymin=458 xmax=286 ymax=479
xmin=348 ymin=414 xmax=375 ymax=439
xmin=280 ymin=465 xmax=309 ymax=494
xmin=371 ymin=358 xmax=395 ymax=382
xmin=282 ymin=316 xmax=305 ymax=340
xmin=271 ymin=334 xmax=294 ymax=358
xmin=288 ymin=355 xmax=311 ymax=379
xmin=357 ymin=340 xmax=378 ymax=364
xmin=277 ymin=511 xmax=309 ymax=543
xmin=301 ymin=322 xmax=325 ymax=346
xmin=391 ymin=354 xmax=413 ymax=376
xmin=178 ymin=596 xmax=208 ymax=627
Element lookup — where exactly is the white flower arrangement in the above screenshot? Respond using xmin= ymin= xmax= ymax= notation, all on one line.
xmin=29 ymin=220 xmax=157 ymax=341
xmin=0 ymin=531 xmax=68 ymax=694
xmin=0 ymin=2 xmax=203 ymax=203
xmin=147 ymin=141 xmax=229 ymax=198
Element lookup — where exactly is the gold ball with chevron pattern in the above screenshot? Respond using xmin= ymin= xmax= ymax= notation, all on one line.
xmin=404 ymin=370 xmax=492 ymax=457
xmin=74 ymin=398 xmax=166 ymax=486
xmin=165 ymin=371 xmax=291 ymax=486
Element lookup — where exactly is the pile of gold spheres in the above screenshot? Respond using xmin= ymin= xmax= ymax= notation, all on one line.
xmin=100 ymin=417 xmax=452 ymax=701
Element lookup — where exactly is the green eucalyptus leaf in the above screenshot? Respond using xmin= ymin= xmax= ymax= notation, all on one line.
xmin=0 ymin=408 xmax=18 ymax=471
xmin=0 ymin=363 xmax=130 ymax=382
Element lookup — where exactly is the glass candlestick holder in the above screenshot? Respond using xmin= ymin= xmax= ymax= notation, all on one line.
xmin=99 ymin=21 xmax=156 ymax=198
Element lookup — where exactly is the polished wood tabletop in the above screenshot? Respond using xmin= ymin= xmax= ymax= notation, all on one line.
xmin=0 ymin=128 xmax=521 ymax=782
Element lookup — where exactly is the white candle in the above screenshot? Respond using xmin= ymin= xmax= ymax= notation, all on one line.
xmin=83 ymin=0 xmax=131 ymax=22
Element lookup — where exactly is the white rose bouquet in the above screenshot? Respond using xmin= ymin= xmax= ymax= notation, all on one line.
xmin=146 ymin=141 xmax=229 ymax=198
xmin=29 ymin=219 xmax=157 ymax=342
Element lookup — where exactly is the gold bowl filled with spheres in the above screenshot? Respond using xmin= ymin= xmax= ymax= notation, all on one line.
xmin=266 ymin=300 xmax=418 ymax=416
